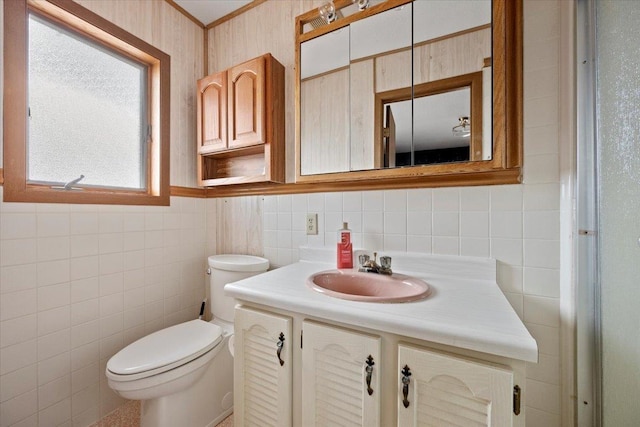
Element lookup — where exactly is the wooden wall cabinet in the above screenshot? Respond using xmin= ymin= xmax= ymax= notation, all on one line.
xmin=197 ymin=53 xmax=285 ymax=186
xmin=234 ymin=305 xmax=523 ymax=427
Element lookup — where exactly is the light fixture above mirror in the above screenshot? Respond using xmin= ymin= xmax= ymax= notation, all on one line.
xmin=319 ymin=1 xmax=337 ymax=24
xmin=352 ymin=0 xmax=370 ymax=11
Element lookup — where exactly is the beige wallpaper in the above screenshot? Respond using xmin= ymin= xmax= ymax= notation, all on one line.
xmin=213 ymin=196 xmax=263 ymax=256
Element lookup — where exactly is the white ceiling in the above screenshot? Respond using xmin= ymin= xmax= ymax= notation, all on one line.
xmin=173 ymin=0 xmax=252 ymax=26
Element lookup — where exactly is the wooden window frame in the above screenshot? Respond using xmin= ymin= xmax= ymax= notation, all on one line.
xmin=3 ymin=0 xmax=170 ymax=205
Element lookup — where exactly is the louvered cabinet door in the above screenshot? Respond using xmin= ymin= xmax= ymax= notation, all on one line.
xmin=235 ymin=306 xmax=293 ymax=427
xmin=302 ymin=320 xmax=381 ymax=427
xmin=397 ymin=344 xmax=514 ymax=427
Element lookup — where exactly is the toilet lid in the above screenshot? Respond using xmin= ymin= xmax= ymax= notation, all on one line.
xmin=107 ymin=320 xmax=223 ymax=376
xmin=208 ymin=254 xmax=269 ymax=272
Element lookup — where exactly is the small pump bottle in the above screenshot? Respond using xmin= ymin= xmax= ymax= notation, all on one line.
xmin=337 ymin=222 xmax=353 ymax=269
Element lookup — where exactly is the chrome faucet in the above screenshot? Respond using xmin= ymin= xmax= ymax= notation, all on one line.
xmin=358 ymin=252 xmax=392 ymax=275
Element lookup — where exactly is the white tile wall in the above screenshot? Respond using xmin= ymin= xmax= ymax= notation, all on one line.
xmin=0 ymin=189 xmax=209 ymax=427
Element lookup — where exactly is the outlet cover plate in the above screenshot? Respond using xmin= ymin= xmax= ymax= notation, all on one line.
xmin=306 ymin=213 xmax=318 ymax=235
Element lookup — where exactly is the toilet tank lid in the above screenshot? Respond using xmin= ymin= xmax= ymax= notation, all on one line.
xmin=107 ymin=320 xmax=222 ymax=376
xmin=208 ymin=254 xmax=269 ymax=272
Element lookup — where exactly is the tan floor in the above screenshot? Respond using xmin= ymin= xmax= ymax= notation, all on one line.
xmin=90 ymin=401 xmax=233 ymax=427
xmin=216 ymin=414 xmax=234 ymax=427
xmin=89 ymin=400 xmax=140 ymax=427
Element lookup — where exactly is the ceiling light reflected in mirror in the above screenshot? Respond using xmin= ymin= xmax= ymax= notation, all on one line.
xmin=452 ymin=117 xmax=471 ymax=138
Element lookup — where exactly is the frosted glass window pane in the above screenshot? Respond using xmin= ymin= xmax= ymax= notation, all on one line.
xmin=28 ymin=14 xmax=147 ymax=190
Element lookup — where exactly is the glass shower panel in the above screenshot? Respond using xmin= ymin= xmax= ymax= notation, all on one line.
xmin=596 ymin=1 xmax=640 ymax=424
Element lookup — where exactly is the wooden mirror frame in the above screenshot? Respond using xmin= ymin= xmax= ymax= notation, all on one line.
xmin=294 ymin=0 xmax=522 ymax=190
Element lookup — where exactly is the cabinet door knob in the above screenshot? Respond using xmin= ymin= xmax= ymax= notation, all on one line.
xmin=401 ymin=365 xmax=412 ymax=408
xmin=276 ymin=332 xmax=285 ymax=366
xmin=365 ymin=355 xmax=375 ymax=396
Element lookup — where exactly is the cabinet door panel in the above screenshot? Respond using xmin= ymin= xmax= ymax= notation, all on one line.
xmin=398 ymin=344 xmax=513 ymax=427
xmin=302 ymin=320 xmax=381 ymax=427
xmin=235 ymin=306 xmax=292 ymax=427
xmin=228 ymin=56 xmax=265 ymax=148
xmin=197 ymin=72 xmax=227 ymax=153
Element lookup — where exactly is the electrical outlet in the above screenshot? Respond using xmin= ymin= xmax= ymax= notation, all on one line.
xmin=306 ymin=213 xmax=318 ymax=235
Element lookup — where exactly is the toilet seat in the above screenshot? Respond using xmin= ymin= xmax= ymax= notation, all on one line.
xmin=107 ymin=320 xmax=223 ymax=382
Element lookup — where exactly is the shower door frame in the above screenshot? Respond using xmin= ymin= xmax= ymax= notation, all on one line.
xmin=576 ymin=0 xmax=601 ymax=425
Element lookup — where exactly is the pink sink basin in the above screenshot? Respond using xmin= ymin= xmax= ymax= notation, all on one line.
xmin=306 ymin=269 xmax=431 ymax=303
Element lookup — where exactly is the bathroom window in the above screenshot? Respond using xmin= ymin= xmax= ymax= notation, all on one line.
xmin=3 ymin=0 xmax=170 ymax=205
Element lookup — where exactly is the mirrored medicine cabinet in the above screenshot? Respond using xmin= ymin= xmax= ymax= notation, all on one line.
xmin=294 ymin=0 xmax=522 ymax=189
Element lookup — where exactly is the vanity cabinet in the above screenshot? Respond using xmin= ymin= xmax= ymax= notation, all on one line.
xmin=234 ymin=305 xmax=522 ymax=427
xmin=301 ymin=320 xmax=381 ymax=427
xmin=197 ymin=53 xmax=285 ymax=186
xmin=397 ymin=343 xmax=514 ymax=426
xmin=234 ymin=306 xmax=292 ymax=427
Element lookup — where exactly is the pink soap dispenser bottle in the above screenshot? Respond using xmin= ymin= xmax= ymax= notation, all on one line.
xmin=337 ymin=222 xmax=353 ymax=269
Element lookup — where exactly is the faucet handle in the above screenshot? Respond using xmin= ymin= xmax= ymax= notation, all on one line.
xmin=358 ymin=254 xmax=370 ymax=267
xmin=380 ymin=256 xmax=392 ymax=270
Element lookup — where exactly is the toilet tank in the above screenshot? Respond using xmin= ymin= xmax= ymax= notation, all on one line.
xmin=208 ymin=254 xmax=269 ymax=322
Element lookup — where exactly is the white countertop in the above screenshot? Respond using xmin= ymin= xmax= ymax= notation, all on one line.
xmin=225 ymin=248 xmax=538 ymax=363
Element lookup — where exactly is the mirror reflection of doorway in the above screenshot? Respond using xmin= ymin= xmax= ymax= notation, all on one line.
xmin=377 ymin=71 xmax=483 ymax=168
xmin=383 ymin=105 xmax=396 ymax=168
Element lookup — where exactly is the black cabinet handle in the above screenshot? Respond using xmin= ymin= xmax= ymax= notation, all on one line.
xmin=276 ymin=332 xmax=285 ymax=366
xmin=401 ymin=365 xmax=412 ymax=408
xmin=365 ymin=355 xmax=375 ymax=396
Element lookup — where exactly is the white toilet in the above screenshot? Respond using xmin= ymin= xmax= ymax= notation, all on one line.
xmin=106 ymin=254 xmax=269 ymax=427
